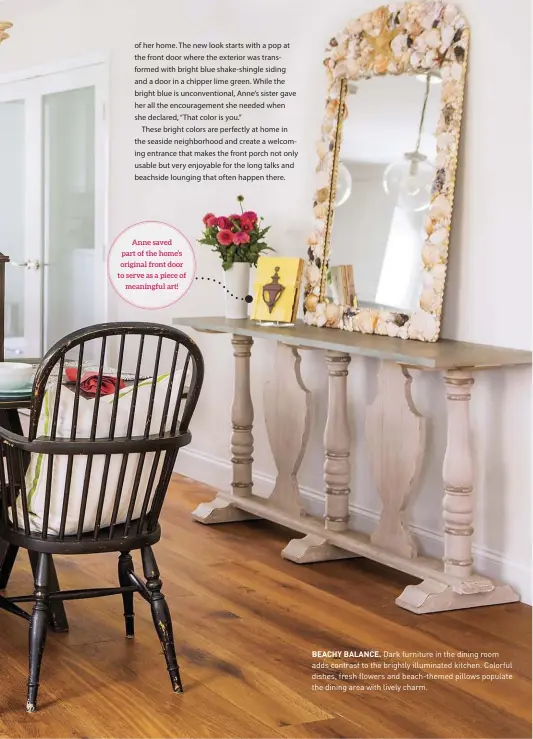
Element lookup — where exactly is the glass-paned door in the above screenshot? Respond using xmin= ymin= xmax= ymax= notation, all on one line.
xmin=0 ymin=62 xmax=107 ymax=359
xmin=0 ymin=99 xmax=27 ymax=355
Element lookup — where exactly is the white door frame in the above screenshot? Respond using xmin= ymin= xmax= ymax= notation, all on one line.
xmin=0 ymin=54 xmax=109 ymax=356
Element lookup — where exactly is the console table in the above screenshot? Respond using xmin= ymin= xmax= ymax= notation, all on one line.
xmin=173 ymin=316 xmax=531 ymax=614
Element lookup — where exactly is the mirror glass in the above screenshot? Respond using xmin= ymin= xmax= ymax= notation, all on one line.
xmin=327 ymin=73 xmax=441 ymax=314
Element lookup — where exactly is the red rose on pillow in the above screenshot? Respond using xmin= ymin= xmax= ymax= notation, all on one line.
xmin=65 ymin=368 xmax=125 ymax=397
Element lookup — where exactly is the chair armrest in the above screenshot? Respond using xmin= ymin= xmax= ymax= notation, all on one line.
xmin=0 ymin=428 xmax=192 ymax=456
xmin=0 ymin=426 xmax=29 ymax=449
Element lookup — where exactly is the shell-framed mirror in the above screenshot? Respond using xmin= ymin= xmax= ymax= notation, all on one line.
xmin=303 ymin=2 xmax=469 ymax=342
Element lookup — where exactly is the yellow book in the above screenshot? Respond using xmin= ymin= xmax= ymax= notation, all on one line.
xmin=251 ymin=256 xmax=304 ymax=323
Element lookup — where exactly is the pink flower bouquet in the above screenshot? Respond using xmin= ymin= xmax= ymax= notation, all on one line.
xmin=199 ymin=195 xmax=272 ymax=271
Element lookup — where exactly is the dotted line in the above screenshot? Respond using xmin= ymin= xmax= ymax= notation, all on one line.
xmin=195 ymin=276 xmax=253 ymax=303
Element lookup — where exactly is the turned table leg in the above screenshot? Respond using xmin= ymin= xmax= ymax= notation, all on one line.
xmin=192 ymin=335 xmax=257 ymax=525
xmin=323 ymin=351 xmax=352 ymax=532
xmin=230 ymin=335 xmax=255 ymax=499
xmin=396 ymin=369 xmax=519 ymax=613
xmin=284 ymin=350 xmax=356 ymax=563
xmin=442 ymin=370 xmax=475 ymax=577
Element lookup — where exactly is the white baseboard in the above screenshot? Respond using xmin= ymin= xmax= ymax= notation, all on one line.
xmin=176 ymin=447 xmax=531 ymax=605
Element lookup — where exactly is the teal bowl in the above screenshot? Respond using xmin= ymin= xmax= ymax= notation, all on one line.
xmin=0 ymin=362 xmax=34 ymax=391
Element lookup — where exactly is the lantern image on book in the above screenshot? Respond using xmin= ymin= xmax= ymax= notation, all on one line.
xmin=262 ymin=267 xmax=285 ymax=314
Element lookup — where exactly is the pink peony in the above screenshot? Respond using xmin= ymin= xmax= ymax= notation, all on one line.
xmin=205 ymin=215 xmax=218 ymax=228
xmin=240 ymin=216 xmax=255 ymax=232
xmin=241 ymin=211 xmax=258 ymax=224
xmin=217 ymin=216 xmax=231 ymax=229
xmin=217 ymin=229 xmax=234 ymax=246
xmin=203 ymin=212 xmax=217 ymax=226
xmin=233 ymin=231 xmax=250 ymax=245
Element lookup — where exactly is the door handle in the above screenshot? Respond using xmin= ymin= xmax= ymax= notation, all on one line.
xmin=9 ymin=259 xmax=41 ymax=270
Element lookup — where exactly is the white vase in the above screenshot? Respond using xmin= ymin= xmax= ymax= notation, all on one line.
xmin=224 ymin=263 xmax=251 ymax=320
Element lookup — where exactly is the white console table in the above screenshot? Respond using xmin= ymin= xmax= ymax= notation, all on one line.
xmin=173 ymin=316 xmax=531 ymax=614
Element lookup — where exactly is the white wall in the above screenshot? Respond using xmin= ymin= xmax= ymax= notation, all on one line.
xmin=0 ymin=0 xmax=530 ymax=601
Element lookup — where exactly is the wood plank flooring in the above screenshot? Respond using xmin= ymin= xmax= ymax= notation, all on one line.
xmin=0 ymin=475 xmax=529 ymax=738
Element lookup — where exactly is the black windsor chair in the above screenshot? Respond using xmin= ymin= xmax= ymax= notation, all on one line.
xmin=0 ymin=322 xmax=204 ymax=711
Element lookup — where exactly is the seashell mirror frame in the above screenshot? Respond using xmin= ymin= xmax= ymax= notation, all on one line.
xmin=303 ymin=2 xmax=469 ymax=342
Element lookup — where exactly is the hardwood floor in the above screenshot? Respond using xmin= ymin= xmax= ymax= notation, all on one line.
xmin=0 ymin=475 xmax=529 ymax=738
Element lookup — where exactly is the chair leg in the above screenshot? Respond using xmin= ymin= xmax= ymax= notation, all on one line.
xmin=27 ymin=552 xmax=51 ymax=712
xmin=118 ymin=552 xmax=135 ymax=639
xmin=28 ymin=551 xmax=69 ymax=633
xmin=141 ymin=546 xmax=183 ymax=694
